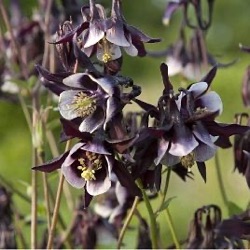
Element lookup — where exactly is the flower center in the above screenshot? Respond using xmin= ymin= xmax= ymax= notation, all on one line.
xmin=71 ymin=92 xmax=96 ymax=117
xmin=180 ymin=153 xmax=195 ymax=171
xmin=77 ymin=152 xmax=103 ymax=181
xmin=101 ymin=38 xmax=112 ymax=63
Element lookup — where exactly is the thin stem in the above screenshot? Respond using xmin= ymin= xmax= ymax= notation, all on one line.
xmin=42 ymin=172 xmax=51 ymax=230
xmin=136 ymin=179 xmax=158 ymax=249
xmin=214 ymin=151 xmax=229 ymax=207
xmin=31 ymin=163 xmax=38 ymax=249
xmin=159 ymin=168 xmax=171 ymax=209
xmin=159 ymin=169 xmax=180 ymax=249
xmin=117 ymin=196 xmax=140 ymax=249
xmin=164 ymin=208 xmax=180 ymax=249
xmin=46 ymin=172 xmax=65 ymax=249
xmin=46 ymin=140 xmax=71 ymax=249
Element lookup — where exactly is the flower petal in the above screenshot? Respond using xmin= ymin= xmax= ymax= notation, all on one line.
xmin=81 ymin=139 xmax=111 ymax=155
xmin=86 ymin=169 xmax=111 ymax=196
xmin=197 ymin=91 xmax=223 ymax=114
xmin=193 ymin=142 xmax=216 ymax=162
xmin=59 ymin=90 xmax=81 ymax=120
xmin=32 ymin=151 xmax=69 ymax=172
xmin=79 ymin=106 xmax=105 ymax=133
xmin=192 ymin=123 xmax=215 ymax=148
xmin=84 ymin=22 xmax=105 ymax=48
xmin=63 ymin=73 xmax=97 ymax=90
xmin=106 ymin=19 xmax=130 ymax=47
xmin=154 ymin=137 xmax=170 ymax=165
xmin=169 ymin=125 xmax=199 ymax=156
xmin=188 ymin=81 xmax=208 ymax=98
xmin=62 ymin=162 xmax=86 ymax=189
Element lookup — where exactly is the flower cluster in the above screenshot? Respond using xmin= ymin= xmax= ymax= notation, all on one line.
xmin=33 ymin=0 xmax=249 ymax=207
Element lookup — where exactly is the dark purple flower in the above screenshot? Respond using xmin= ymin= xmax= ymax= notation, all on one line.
xmin=233 ymin=113 xmax=250 ymax=188
xmin=134 ymin=64 xmax=249 ymax=181
xmin=34 ymin=140 xmax=113 ymax=196
xmin=186 ymin=204 xmax=245 ymax=249
xmin=148 ymin=29 xmax=237 ymax=81
xmin=36 ymin=65 xmax=139 ymax=133
xmin=33 ymin=136 xmax=141 ymax=199
xmin=55 ymin=0 xmax=160 ymax=63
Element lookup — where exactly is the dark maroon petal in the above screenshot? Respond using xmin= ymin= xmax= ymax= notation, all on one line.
xmin=171 ymin=163 xmax=194 ymax=181
xmin=32 ymin=151 xmax=69 ymax=172
xmin=83 ymin=189 xmax=93 ymax=208
xmin=243 ymin=151 xmax=250 ymax=188
xmin=52 ymin=22 xmax=89 ymax=44
xmin=60 ymin=118 xmax=92 ymax=141
xmin=113 ymin=161 xmax=141 ymax=197
xmin=133 ymin=99 xmax=159 ymax=116
xmin=200 ymin=65 xmax=217 ymax=88
xmin=81 ymin=138 xmax=111 ymax=155
xmin=72 ymin=36 xmax=102 ymax=77
xmin=214 ymin=136 xmax=232 ymax=148
xmin=36 ymin=65 xmax=71 ymax=95
xmin=215 ymin=218 xmax=250 ymax=239
xmin=205 ymin=121 xmax=250 ymax=137
xmin=196 ymin=161 xmax=206 ymax=182
xmin=126 ymin=25 xmax=161 ymax=43
xmin=160 ymin=63 xmax=174 ymax=94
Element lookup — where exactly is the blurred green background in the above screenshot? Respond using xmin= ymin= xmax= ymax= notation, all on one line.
xmin=1 ymin=0 xmax=250 ymax=248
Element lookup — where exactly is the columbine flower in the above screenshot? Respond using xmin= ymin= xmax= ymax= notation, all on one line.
xmin=148 ymin=29 xmax=236 ymax=81
xmin=134 ymin=64 xmax=249 ymax=181
xmin=186 ymin=204 xmax=245 ymax=249
xmin=34 ymin=140 xmax=113 ymax=196
xmin=233 ymin=113 xmax=250 ymax=188
xmin=33 ymin=137 xmax=141 ymax=201
xmin=36 ymin=65 xmax=134 ymax=133
xmin=55 ymin=0 xmax=160 ymax=63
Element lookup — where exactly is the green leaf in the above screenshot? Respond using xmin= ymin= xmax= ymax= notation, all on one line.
xmin=156 ymin=196 xmax=176 ymax=216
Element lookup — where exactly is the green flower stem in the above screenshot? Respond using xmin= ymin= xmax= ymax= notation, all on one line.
xmin=159 ymin=168 xmax=171 ymax=209
xmin=46 ymin=140 xmax=71 ymax=249
xmin=215 ymin=152 xmax=229 ymax=207
xmin=46 ymin=172 xmax=65 ymax=249
xmin=117 ymin=196 xmax=140 ymax=249
xmin=136 ymin=179 xmax=158 ymax=249
xmin=159 ymin=169 xmax=180 ymax=249
xmin=31 ymin=155 xmax=38 ymax=249
xmin=164 ymin=208 xmax=180 ymax=249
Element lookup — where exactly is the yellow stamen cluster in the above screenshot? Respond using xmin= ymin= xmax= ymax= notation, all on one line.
xmin=71 ymin=92 xmax=96 ymax=117
xmin=101 ymin=38 xmax=112 ymax=63
xmin=77 ymin=152 xmax=103 ymax=181
xmin=180 ymin=153 xmax=195 ymax=171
